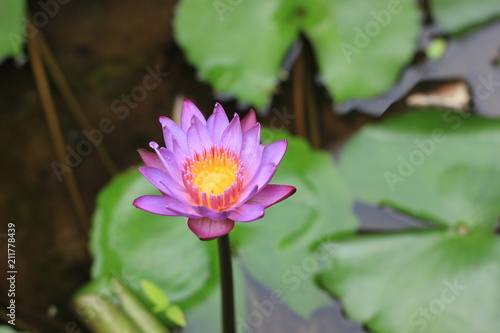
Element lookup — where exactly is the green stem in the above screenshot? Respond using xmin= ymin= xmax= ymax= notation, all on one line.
xmin=218 ymin=234 xmax=236 ymax=333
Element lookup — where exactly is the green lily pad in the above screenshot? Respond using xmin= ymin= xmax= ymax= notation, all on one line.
xmin=430 ymin=0 xmax=500 ymax=35
xmin=318 ymin=230 xmax=500 ymax=333
xmin=339 ymin=110 xmax=500 ymax=227
xmin=174 ymin=0 xmax=420 ymax=108
xmin=0 ymin=0 xmax=26 ymax=60
xmin=317 ymin=110 xmax=500 ymax=333
xmin=231 ymin=128 xmax=358 ymax=318
xmin=302 ymin=0 xmax=420 ymax=103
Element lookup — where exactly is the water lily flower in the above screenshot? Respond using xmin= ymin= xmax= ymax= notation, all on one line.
xmin=133 ymin=100 xmax=296 ymax=240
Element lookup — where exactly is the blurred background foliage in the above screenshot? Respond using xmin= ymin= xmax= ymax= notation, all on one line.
xmin=1 ymin=0 xmax=500 ymax=332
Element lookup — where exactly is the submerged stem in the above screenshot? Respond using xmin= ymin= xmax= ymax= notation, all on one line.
xmin=217 ymin=234 xmax=235 ymax=333
xmin=27 ymin=30 xmax=89 ymax=239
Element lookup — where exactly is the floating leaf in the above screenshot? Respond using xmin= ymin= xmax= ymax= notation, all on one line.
xmin=302 ymin=0 xmax=420 ymax=103
xmin=174 ymin=0 xmax=420 ymax=108
xmin=318 ymin=110 xmax=500 ymax=333
xmin=339 ymin=109 xmax=500 ymax=226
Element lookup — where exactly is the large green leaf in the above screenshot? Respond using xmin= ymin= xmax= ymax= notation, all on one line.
xmin=302 ymin=0 xmax=420 ymax=103
xmin=231 ymin=128 xmax=358 ymax=318
xmin=339 ymin=110 xmax=500 ymax=227
xmin=174 ymin=0 xmax=420 ymax=108
xmin=0 ymin=0 xmax=26 ymax=60
xmin=173 ymin=0 xmax=299 ymax=108
xmin=319 ymin=230 xmax=500 ymax=333
xmin=318 ymin=110 xmax=500 ymax=333
xmin=430 ymin=0 xmax=500 ymax=35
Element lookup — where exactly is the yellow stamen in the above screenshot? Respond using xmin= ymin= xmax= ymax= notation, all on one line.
xmin=185 ymin=148 xmax=240 ymax=197
xmin=192 ymin=164 xmax=236 ymax=195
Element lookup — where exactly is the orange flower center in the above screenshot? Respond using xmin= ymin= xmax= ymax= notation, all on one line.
xmin=183 ymin=147 xmax=243 ymax=210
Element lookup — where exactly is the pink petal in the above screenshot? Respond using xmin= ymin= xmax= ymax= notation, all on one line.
xmin=181 ymin=99 xmax=206 ymax=131
xmin=206 ymin=103 xmax=229 ymax=144
xmin=158 ymin=147 xmax=183 ymax=186
xmin=159 ymin=116 xmax=188 ymax=153
xmin=195 ymin=205 xmax=233 ymax=221
xmin=133 ymin=195 xmax=179 ymax=216
xmin=240 ymin=123 xmax=264 ymax=181
xmin=187 ymin=116 xmax=213 ymax=155
xmin=162 ymin=195 xmax=202 ymax=218
xmin=228 ymin=203 xmax=265 ymax=222
xmin=139 ymin=166 xmax=171 ymax=193
xmin=261 ymin=139 xmax=287 ymax=165
xmin=146 ymin=142 xmax=184 ymax=186
xmin=221 ymin=114 xmax=242 ymax=153
xmin=172 ymin=139 xmax=188 ymax=167
xmin=240 ymin=140 xmax=287 ymax=191
xmin=247 ymin=184 xmax=296 ymax=208
xmin=242 ymin=163 xmax=277 ymax=194
xmin=241 ymin=109 xmax=257 ymax=134
xmin=138 ymin=166 xmax=190 ymax=203
xmin=188 ymin=217 xmax=235 ymax=241
xmin=231 ymin=185 xmax=259 ymax=208
xmin=138 ymin=149 xmax=166 ymax=172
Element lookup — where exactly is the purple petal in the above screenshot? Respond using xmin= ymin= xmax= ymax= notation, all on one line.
xmin=228 ymin=203 xmax=265 ymax=222
xmin=138 ymin=166 xmax=190 ymax=203
xmin=181 ymin=99 xmax=206 ymax=131
xmin=206 ymin=103 xmax=229 ymax=144
xmin=172 ymin=139 xmax=188 ymax=167
xmin=241 ymin=109 xmax=257 ymax=134
xmin=133 ymin=195 xmax=178 ymax=216
xmin=187 ymin=117 xmax=213 ymax=154
xmin=146 ymin=142 xmax=183 ymax=185
xmin=261 ymin=139 xmax=287 ymax=165
xmin=139 ymin=166 xmax=170 ymax=193
xmin=240 ymin=124 xmax=264 ymax=180
xmin=240 ymin=140 xmax=287 ymax=190
xmin=188 ymin=217 xmax=235 ymax=241
xmin=247 ymin=184 xmax=296 ymax=208
xmin=138 ymin=149 xmax=166 ymax=172
xmin=162 ymin=195 xmax=202 ymax=218
xmin=230 ymin=185 xmax=259 ymax=208
xmin=158 ymin=147 xmax=183 ymax=185
xmin=242 ymin=163 xmax=278 ymax=195
xmin=159 ymin=116 xmax=188 ymax=153
xmin=195 ymin=205 xmax=233 ymax=221
xmin=221 ymin=114 xmax=242 ymax=153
